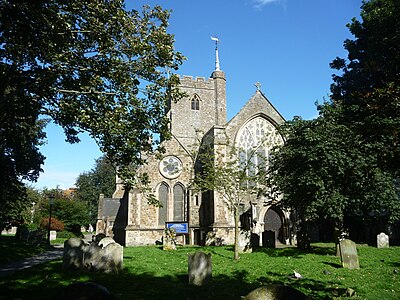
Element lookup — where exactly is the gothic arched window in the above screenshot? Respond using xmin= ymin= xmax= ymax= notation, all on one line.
xmin=191 ymin=94 xmax=200 ymax=110
xmin=158 ymin=182 xmax=169 ymax=226
xmin=236 ymin=116 xmax=284 ymax=185
xmin=173 ymin=183 xmax=185 ymax=221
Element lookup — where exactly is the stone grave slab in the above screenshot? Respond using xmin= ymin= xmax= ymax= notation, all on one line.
xmin=188 ymin=251 xmax=212 ymax=286
xmin=339 ymin=239 xmax=359 ymax=269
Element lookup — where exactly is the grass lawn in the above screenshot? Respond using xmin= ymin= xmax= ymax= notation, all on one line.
xmin=0 ymin=240 xmax=399 ymax=299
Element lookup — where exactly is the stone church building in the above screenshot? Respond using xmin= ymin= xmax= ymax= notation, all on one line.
xmin=97 ymin=45 xmax=294 ymax=247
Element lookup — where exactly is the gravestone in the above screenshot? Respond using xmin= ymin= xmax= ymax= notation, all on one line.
xmin=243 ymin=284 xmax=309 ymax=300
xmin=163 ymin=228 xmax=177 ymax=250
xmin=377 ymin=232 xmax=389 ymax=248
xmin=188 ymin=251 xmax=212 ymax=286
xmin=50 ymin=230 xmax=57 ymax=241
xmin=63 ymin=238 xmax=88 ymax=270
xmin=339 ymin=239 xmax=360 ymax=269
xmin=262 ymin=230 xmax=276 ymax=248
xmin=63 ymin=237 xmax=123 ymax=273
xmin=238 ymin=230 xmax=252 ymax=253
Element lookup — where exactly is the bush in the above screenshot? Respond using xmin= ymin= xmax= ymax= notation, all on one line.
xmin=40 ymin=217 xmax=65 ymax=231
xmin=57 ymin=230 xmax=77 ymax=239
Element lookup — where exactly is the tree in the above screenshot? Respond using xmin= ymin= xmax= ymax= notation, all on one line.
xmin=0 ymin=1 xmax=184 ymax=223
xmin=268 ymin=0 xmax=400 ymax=248
xmin=75 ymin=156 xmax=116 ymax=224
xmin=330 ymin=0 xmax=400 ymax=176
xmin=193 ymin=143 xmax=270 ymax=260
xmin=268 ymin=105 xmax=400 ymax=247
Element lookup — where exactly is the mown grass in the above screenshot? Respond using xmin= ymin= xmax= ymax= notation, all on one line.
xmin=0 ymin=240 xmax=399 ymax=299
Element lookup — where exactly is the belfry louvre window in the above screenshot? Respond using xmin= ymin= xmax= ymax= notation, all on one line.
xmin=158 ymin=183 xmax=169 ymax=225
xmin=191 ymin=94 xmax=200 ymax=110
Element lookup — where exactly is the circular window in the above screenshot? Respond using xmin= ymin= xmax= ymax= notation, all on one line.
xmin=159 ymin=156 xmax=182 ymax=179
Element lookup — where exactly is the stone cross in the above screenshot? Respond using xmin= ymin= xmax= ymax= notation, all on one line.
xmin=255 ymin=82 xmax=261 ymax=91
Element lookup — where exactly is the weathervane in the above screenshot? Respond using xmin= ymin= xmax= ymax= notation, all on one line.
xmin=210 ymin=36 xmax=220 ymax=71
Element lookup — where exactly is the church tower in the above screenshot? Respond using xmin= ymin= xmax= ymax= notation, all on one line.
xmin=168 ymin=38 xmax=226 ymax=150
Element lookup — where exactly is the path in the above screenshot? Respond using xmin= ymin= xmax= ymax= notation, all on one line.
xmin=0 ymin=234 xmax=93 ymax=277
xmin=0 ymin=245 xmax=63 ymax=277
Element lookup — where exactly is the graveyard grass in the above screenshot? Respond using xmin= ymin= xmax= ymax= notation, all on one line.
xmin=0 ymin=240 xmax=399 ymax=299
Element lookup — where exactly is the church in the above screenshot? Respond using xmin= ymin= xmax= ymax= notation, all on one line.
xmin=96 ymin=42 xmax=295 ymax=247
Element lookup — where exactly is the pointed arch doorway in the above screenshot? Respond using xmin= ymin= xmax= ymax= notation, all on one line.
xmin=262 ymin=206 xmax=285 ymax=247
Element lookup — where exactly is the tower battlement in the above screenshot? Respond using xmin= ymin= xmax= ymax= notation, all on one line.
xmin=179 ymin=75 xmax=216 ymax=90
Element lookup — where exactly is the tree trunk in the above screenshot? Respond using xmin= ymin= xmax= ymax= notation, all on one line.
xmin=234 ymin=206 xmax=240 ymax=260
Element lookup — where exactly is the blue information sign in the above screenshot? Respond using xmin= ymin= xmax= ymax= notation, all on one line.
xmin=166 ymin=222 xmax=189 ymax=234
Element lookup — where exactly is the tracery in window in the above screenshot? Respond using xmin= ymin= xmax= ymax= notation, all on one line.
xmin=236 ymin=117 xmax=284 ymax=185
xmin=191 ymin=94 xmax=200 ymax=110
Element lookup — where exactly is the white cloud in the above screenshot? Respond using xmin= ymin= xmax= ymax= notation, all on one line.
xmin=252 ymin=0 xmax=285 ymax=9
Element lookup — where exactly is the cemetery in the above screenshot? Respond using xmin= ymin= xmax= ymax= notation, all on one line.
xmin=0 ymin=232 xmax=400 ymax=299
xmin=1 ymin=0 xmax=399 ymax=299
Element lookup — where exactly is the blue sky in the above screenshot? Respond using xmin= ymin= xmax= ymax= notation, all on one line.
xmin=33 ymin=0 xmax=363 ymax=190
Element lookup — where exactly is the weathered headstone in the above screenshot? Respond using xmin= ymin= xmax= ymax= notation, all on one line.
xmin=63 ymin=237 xmax=123 ymax=273
xmin=49 ymin=230 xmax=57 ymax=241
xmin=188 ymin=251 xmax=212 ymax=286
xmin=163 ymin=228 xmax=176 ymax=250
xmin=243 ymin=284 xmax=309 ymax=300
xmin=377 ymin=232 xmax=389 ymax=248
xmin=85 ymin=241 xmax=123 ymax=273
xmin=63 ymin=238 xmax=88 ymax=270
xmin=238 ymin=230 xmax=252 ymax=253
xmin=339 ymin=239 xmax=360 ymax=269
xmin=98 ymin=237 xmax=116 ymax=248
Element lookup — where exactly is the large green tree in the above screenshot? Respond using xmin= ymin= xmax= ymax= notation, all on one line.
xmin=330 ymin=0 xmax=400 ymax=176
xmin=269 ymin=0 xmax=400 ymax=247
xmin=75 ymin=156 xmax=116 ymax=224
xmin=0 ymin=1 xmax=184 ymax=224
xmin=268 ymin=106 xmax=400 ymax=247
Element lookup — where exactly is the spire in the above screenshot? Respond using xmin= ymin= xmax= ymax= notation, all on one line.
xmin=211 ymin=36 xmax=220 ymax=71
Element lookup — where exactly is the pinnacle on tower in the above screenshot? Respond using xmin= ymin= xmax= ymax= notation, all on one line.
xmin=211 ymin=36 xmax=220 ymax=71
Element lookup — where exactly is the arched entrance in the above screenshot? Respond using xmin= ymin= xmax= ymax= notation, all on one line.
xmin=262 ymin=206 xmax=284 ymax=247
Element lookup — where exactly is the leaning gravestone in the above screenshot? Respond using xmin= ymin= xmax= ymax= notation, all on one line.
xmin=339 ymin=239 xmax=360 ymax=269
xmin=188 ymin=251 xmax=212 ymax=286
xmin=377 ymin=232 xmax=389 ymax=248
xmin=243 ymin=284 xmax=309 ymax=300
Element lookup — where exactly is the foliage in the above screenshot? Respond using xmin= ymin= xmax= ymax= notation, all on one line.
xmin=0 ymin=0 xmax=184 ymax=224
xmin=268 ymin=106 xmax=400 ymax=237
xmin=39 ymin=217 xmax=65 ymax=232
xmin=268 ymin=0 xmax=400 ymax=246
xmin=56 ymin=230 xmax=77 ymax=239
xmin=1 ymin=243 xmax=400 ymax=299
xmin=330 ymin=0 xmax=400 ymax=176
xmin=75 ymin=156 xmax=116 ymax=223
xmin=193 ymin=143 xmax=268 ymax=260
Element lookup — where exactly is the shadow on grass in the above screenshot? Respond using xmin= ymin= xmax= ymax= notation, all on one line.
xmin=253 ymin=245 xmax=336 ymax=257
xmin=322 ymin=261 xmax=342 ymax=269
xmin=0 ymin=258 xmax=343 ymax=300
xmin=0 ymin=236 xmax=51 ymax=265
